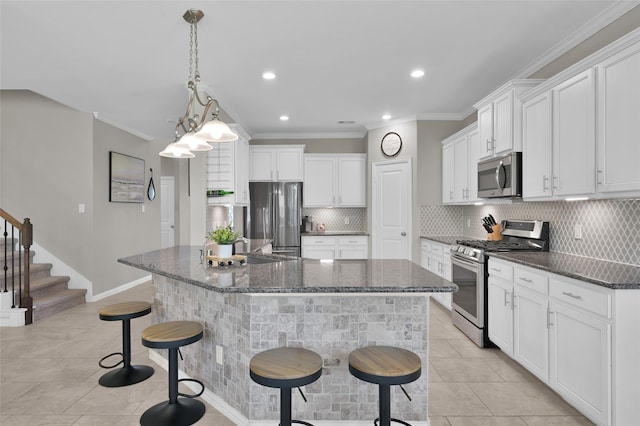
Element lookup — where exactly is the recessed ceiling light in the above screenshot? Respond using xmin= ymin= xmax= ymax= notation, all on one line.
xmin=338 ymin=120 xmax=355 ymax=124
xmin=262 ymin=71 xmax=276 ymax=80
xmin=411 ymin=69 xmax=425 ymax=78
xmin=280 ymin=115 xmax=289 ymax=121
xmin=382 ymin=114 xmax=391 ymax=120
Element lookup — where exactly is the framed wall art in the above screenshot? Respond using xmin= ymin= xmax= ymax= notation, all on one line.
xmin=109 ymin=151 xmax=145 ymax=203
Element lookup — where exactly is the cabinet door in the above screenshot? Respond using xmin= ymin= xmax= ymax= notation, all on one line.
xmin=304 ymin=156 xmax=336 ymax=206
xmin=453 ymin=137 xmax=469 ymax=202
xmin=493 ymin=91 xmax=514 ymax=155
xmin=513 ymin=287 xmax=548 ymax=381
xmin=597 ymin=41 xmax=640 ymax=194
xmin=466 ymin=129 xmax=480 ymax=203
xmin=522 ymin=91 xmax=553 ymax=198
xmin=488 ymin=276 xmax=513 ymax=355
xmin=477 ymin=103 xmax=494 ymax=159
xmin=249 ymin=147 xmax=276 ymax=181
xmin=442 ymin=143 xmax=455 ymax=203
xmin=276 ymin=147 xmax=304 ymax=181
xmin=549 ymin=301 xmax=610 ymax=425
xmin=552 ymin=69 xmax=596 ymax=196
xmin=234 ymin=138 xmax=250 ymax=205
xmin=338 ymin=156 xmax=366 ymax=206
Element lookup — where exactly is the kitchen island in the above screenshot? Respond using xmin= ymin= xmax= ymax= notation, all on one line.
xmin=118 ymin=245 xmax=456 ymax=425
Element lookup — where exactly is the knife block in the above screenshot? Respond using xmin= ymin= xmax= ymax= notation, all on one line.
xmin=487 ymin=224 xmax=503 ymax=241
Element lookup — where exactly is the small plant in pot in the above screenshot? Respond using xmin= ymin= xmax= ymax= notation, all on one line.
xmin=207 ymin=225 xmax=241 ymax=258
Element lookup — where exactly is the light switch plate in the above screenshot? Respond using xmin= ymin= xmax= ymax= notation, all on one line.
xmin=216 ymin=345 xmax=223 ymax=365
xmin=574 ymin=224 xmax=582 ymax=240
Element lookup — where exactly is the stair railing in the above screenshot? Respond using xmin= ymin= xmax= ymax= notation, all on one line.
xmin=1 ymin=208 xmax=33 ymax=325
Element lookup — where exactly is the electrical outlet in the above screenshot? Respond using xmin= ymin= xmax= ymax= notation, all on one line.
xmin=216 ymin=345 xmax=223 ymax=365
xmin=141 ymin=205 xmax=145 ymax=213
xmin=78 ymin=203 xmax=85 ymax=214
xmin=574 ymin=224 xmax=583 ymax=240
xmin=344 ymin=217 xmax=350 ymax=225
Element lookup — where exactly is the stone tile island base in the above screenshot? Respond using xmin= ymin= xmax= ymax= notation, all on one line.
xmin=150 ymin=274 xmax=431 ymax=425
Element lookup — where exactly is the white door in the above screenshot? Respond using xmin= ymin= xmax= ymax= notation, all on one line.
xmin=372 ymin=159 xmax=411 ymax=260
xmin=160 ymin=176 xmax=175 ymax=248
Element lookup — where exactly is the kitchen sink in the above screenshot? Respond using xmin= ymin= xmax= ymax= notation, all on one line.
xmin=245 ymin=254 xmax=296 ymax=264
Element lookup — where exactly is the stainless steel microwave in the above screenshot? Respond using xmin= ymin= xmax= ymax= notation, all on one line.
xmin=477 ymin=152 xmax=522 ymax=198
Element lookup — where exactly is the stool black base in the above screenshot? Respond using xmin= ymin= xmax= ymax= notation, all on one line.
xmin=98 ymin=364 xmax=154 ymax=387
xmin=374 ymin=418 xmax=413 ymax=426
xmin=140 ymin=398 xmax=206 ymax=426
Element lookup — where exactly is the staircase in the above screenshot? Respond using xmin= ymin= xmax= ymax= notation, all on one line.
xmin=1 ymin=239 xmax=86 ymax=322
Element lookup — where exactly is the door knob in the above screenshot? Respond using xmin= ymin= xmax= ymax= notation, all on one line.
xmin=401 ymin=232 xmax=406 ymax=236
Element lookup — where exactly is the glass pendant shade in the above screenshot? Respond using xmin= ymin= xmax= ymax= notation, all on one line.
xmin=159 ymin=142 xmax=196 ymax=158
xmin=195 ymin=119 xmax=239 ymax=142
xmin=174 ymin=132 xmax=213 ymax=151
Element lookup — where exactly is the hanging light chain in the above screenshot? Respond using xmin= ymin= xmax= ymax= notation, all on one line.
xmin=193 ymin=20 xmax=200 ymax=81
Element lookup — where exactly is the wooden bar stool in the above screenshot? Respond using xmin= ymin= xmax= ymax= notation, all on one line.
xmin=349 ymin=346 xmax=422 ymax=426
xmin=250 ymin=347 xmax=323 ymax=426
xmin=140 ymin=321 xmax=205 ymax=426
xmin=98 ymin=301 xmax=154 ymax=387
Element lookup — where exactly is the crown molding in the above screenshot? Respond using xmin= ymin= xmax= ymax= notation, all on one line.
xmin=250 ymin=131 xmax=367 ymax=140
xmin=92 ymin=113 xmax=154 ymax=141
xmin=510 ymin=1 xmax=639 ymax=80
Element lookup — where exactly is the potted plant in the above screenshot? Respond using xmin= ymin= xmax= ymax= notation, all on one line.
xmin=207 ymin=225 xmax=241 ymax=258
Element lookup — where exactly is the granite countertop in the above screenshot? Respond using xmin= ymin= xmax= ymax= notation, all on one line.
xmin=118 ymin=245 xmax=456 ymax=294
xmin=420 ymin=235 xmax=462 ymax=245
xmin=489 ymin=251 xmax=640 ymax=289
xmin=301 ymin=231 xmax=370 ymax=236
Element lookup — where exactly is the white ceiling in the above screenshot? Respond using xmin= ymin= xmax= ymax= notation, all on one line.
xmin=1 ymin=1 xmax=637 ymax=142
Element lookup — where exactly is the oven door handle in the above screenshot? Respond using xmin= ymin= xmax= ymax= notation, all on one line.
xmin=451 ymin=255 xmax=481 ymax=270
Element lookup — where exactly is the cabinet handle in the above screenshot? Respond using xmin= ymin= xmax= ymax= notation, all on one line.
xmin=597 ymin=169 xmax=603 ymax=185
xmin=450 ymin=190 xmax=454 ymax=200
xmin=542 ymin=175 xmax=549 ymax=191
xmin=491 ymin=138 xmax=496 ymax=152
xmin=562 ymin=291 xmax=583 ymax=300
xmin=486 ymin=139 xmax=492 ymax=153
xmin=512 ymin=292 xmax=516 ymax=309
xmin=504 ymin=290 xmax=510 ymax=307
xmin=552 ymin=175 xmax=559 ymax=189
xmin=547 ymin=308 xmax=554 ymax=328
xmin=518 ymin=277 xmax=532 ymax=283
xmin=491 ymin=267 xmax=502 ymax=273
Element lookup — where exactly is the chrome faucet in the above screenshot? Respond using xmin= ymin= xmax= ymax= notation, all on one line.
xmin=233 ymin=237 xmax=249 ymax=255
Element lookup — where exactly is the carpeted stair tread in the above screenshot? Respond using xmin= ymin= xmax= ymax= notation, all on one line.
xmin=33 ymin=288 xmax=87 ymax=321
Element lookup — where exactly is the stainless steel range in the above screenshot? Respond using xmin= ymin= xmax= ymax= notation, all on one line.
xmin=449 ymin=219 xmax=550 ymax=347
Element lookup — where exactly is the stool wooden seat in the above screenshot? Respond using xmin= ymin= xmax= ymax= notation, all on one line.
xmin=250 ymin=347 xmax=322 ymax=426
xmin=140 ymin=321 xmax=205 ymax=426
xmin=349 ymin=346 xmax=421 ymax=426
xmin=98 ymin=301 xmax=154 ymax=387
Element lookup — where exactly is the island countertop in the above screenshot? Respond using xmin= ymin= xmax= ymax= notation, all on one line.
xmin=118 ymin=245 xmax=457 ymax=294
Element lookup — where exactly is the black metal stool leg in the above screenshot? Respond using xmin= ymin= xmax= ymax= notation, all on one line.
xmin=98 ymin=318 xmax=154 ymax=387
xmin=281 ymin=387 xmax=292 ymax=426
xmin=379 ymin=384 xmax=390 ymax=426
xmin=140 ymin=347 xmax=205 ymax=426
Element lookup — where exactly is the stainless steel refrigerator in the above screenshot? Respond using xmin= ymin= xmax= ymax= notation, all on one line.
xmin=246 ymin=182 xmax=302 ymax=256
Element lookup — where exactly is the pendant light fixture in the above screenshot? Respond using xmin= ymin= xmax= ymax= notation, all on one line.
xmin=160 ymin=9 xmax=238 ymax=158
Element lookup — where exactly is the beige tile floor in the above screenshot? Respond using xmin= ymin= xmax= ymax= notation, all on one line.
xmin=0 ymin=282 xmax=594 ymax=425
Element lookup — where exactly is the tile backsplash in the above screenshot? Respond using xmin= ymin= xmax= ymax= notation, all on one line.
xmin=302 ymin=208 xmax=366 ymax=232
xmin=421 ymin=199 xmax=640 ymax=267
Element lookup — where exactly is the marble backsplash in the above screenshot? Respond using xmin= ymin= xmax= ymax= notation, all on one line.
xmin=420 ymin=199 xmax=640 ymax=267
xmin=302 ymin=208 xmax=366 ymax=232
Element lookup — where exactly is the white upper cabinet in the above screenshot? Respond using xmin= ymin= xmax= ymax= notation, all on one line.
xmin=249 ymin=145 xmax=305 ymax=181
xmin=552 ymin=69 xmax=596 ymax=197
xmin=475 ymin=80 xmax=544 ymax=160
xmin=441 ymin=123 xmax=479 ymax=204
xmin=596 ymin=40 xmax=640 ymax=194
xmin=522 ymin=91 xmax=553 ymax=198
xmin=304 ymin=154 xmax=366 ymax=207
xmin=206 ymin=125 xmax=250 ymax=206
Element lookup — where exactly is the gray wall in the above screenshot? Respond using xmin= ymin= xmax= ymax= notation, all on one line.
xmin=1 ymin=90 xmax=162 ymax=297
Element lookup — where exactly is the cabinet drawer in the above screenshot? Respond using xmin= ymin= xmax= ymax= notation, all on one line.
xmin=430 ymin=244 xmax=443 ymax=256
xmin=301 ymin=237 xmax=336 ymax=246
xmin=488 ymin=259 xmax=513 ymax=281
xmin=514 ymin=266 xmax=548 ymax=294
xmin=338 ymin=236 xmax=367 ymax=246
xmin=549 ymin=277 xmax=611 ymax=318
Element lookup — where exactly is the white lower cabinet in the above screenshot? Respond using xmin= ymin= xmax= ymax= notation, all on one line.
xmin=421 ymin=239 xmax=452 ymax=309
xmin=487 ymin=258 xmax=640 ymax=426
xmin=301 ymin=235 xmax=368 ymax=259
xmin=549 ymin=301 xmax=610 ymax=426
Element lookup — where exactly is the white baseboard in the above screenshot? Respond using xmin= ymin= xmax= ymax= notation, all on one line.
xmin=148 ymin=351 xmax=430 ymax=426
xmin=0 ymin=308 xmax=26 ymax=327
xmin=89 ymin=275 xmax=151 ymax=302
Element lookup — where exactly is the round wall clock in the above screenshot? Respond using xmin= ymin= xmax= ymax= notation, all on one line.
xmin=381 ymin=132 xmax=402 ymax=157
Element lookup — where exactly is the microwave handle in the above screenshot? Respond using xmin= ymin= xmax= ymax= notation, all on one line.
xmin=495 ymin=161 xmax=506 ymax=193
